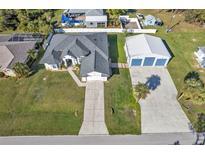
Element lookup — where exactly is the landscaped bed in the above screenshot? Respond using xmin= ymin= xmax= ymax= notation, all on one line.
xmin=104 ymin=68 xmax=141 ymax=134
xmin=0 ymin=69 xmax=85 ymax=136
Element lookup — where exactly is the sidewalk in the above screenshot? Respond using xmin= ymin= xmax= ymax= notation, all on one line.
xmin=111 ymin=63 xmax=129 ymax=68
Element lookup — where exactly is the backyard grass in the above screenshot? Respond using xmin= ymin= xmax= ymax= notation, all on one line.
xmin=105 ymin=69 xmax=141 ymax=134
xmin=138 ymin=9 xmax=205 ymax=33
xmin=108 ymin=33 xmax=127 ymax=63
xmin=0 ymin=69 xmax=85 ymax=136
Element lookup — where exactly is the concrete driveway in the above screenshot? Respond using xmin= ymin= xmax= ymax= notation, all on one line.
xmin=130 ymin=67 xmax=191 ymax=133
xmin=79 ymin=81 xmax=109 ymax=135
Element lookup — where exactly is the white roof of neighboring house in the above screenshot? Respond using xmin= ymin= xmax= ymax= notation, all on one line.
xmin=85 ymin=15 xmax=107 ymax=22
xmin=0 ymin=46 xmax=14 ymax=70
xmin=125 ymin=34 xmax=171 ymax=58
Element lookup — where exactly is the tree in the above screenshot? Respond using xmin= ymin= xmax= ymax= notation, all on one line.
xmin=134 ymin=82 xmax=150 ymax=101
xmin=194 ymin=113 xmax=205 ymax=133
xmin=12 ymin=62 xmax=30 ymax=78
xmin=185 ymin=10 xmax=205 ymax=25
xmin=106 ymin=9 xmax=128 ymax=26
xmin=180 ymin=71 xmax=205 ymax=104
xmin=27 ymin=49 xmax=38 ymax=61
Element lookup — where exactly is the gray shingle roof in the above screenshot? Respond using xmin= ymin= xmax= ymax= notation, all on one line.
xmin=40 ymin=33 xmax=110 ymax=77
xmin=0 ymin=41 xmax=36 ymax=69
xmin=0 ymin=35 xmax=11 ymax=42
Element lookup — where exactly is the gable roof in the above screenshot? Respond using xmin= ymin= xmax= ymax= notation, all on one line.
xmin=0 ymin=46 xmax=14 ymax=70
xmin=40 ymin=33 xmax=110 ymax=76
xmin=0 ymin=41 xmax=36 ymax=69
xmin=125 ymin=34 xmax=171 ymax=58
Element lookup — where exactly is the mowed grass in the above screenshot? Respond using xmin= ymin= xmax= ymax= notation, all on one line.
xmin=154 ymin=31 xmax=205 ymax=123
xmin=0 ymin=69 xmax=84 ymax=136
xmin=108 ymin=33 xmax=127 ymax=63
xmin=105 ymin=69 xmax=141 ymax=134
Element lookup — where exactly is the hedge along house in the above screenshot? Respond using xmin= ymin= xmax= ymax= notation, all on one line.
xmin=40 ymin=33 xmax=111 ymax=81
xmin=124 ymin=34 xmax=172 ymax=67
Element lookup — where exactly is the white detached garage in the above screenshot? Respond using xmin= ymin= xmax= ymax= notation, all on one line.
xmin=124 ymin=34 xmax=171 ymax=67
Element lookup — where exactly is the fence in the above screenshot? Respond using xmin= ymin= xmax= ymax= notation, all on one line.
xmin=54 ymin=28 xmax=157 ymax=34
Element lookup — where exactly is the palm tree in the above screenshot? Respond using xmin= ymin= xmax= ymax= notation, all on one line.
xmin=12 ymin=62 xmax=30 ymax=78
xmin=27 ymin=49 xmax=37 ymax=61
xmin=194 ymin=113 xmax=205 ymax=133
xmin=134 ymin=82 xmax=150 ymax=101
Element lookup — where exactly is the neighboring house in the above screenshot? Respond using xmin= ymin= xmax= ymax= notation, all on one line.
xmin=40 ymin=33 xmax=111 ymax=81
xmin=194 ymin=47 xmax=205 ymax=68
xmin=61 ymin=9 xmax=107 ymax=28
xmin=124 ymin=34 xmax=171 ymax=67
xmin=0 ymin=41 xmax=37 ymax=76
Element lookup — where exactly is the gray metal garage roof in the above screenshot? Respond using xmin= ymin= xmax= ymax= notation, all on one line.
xmin=125 ymin=34 xmax=171 ymax=58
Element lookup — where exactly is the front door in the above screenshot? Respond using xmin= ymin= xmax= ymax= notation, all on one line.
xmin=65 ymin=59 xmax=72 ymax=67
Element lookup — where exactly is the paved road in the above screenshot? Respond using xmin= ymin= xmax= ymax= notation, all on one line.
xmin=0 ymin=133 xmax=199 ymax=145
xmin=130 ymin=67 xmax=191 ymax=133
xmin=79 ymin=81 xmax=109 ymax=135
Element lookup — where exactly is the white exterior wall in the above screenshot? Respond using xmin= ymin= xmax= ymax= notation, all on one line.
xmin=195 ymin=49 xmax=205 ymax=62
xmin=82 ymin=71 xmax=107 ymax=81
xmin=55 ymin=28 xmax=157 ymax=34
xmin=62 ymin=55 xmax=78 ymax=66
xmin=3 ymin=69 xmax=16 ymax=77
xmin=44 ymin=63 xmax=59 ymax=71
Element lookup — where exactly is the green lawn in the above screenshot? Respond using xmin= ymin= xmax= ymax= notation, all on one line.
xmin=105 ymin=69 xmax=141 ymax=134
xmin=0 ymin=69 xmax=84 ymax=136
xmin=154 ymin=31 xmax=205 ymax=124
xmin=108 ymin=33 xmax=127 ymax=63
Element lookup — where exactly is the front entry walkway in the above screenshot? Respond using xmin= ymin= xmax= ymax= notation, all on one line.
xmin=67 ymin=68 xmax=86 ymax=87
xmin=79 ymin=81 xmax=109 ymax=135
xmin=111 ymin=63 xmax=128 ymax=68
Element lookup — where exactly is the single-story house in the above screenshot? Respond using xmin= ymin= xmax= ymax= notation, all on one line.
xmin=124 ymin=34 xmax=171 ymax=67
xmin=0 ymin=37 xmax=37 ymax=76
xmin=40 ymin=33 xmax=111 ymax=81
xmin=62 ymin=9 xmax=107 ymax=28
xmin=194 ymin=47 xmax=205 ymax=68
